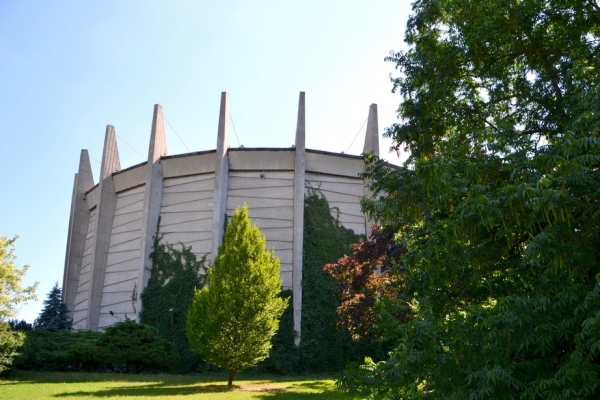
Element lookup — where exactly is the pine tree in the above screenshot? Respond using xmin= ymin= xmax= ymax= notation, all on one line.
xmin=186 ymin=205 xmax=288 ymax=388
xmin=34 ymin=282 xmax=72 ymax=332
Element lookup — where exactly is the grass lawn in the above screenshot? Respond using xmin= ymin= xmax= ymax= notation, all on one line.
xmin=0 ymin=371 xmax=362 ymax=399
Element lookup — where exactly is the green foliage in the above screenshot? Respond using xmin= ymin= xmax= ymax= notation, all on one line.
xmin=0 ymin=235 xmax=37 ymax=374
xmin=14 ymin=321 xmax=177 ymax=373
xmin=92 ymin=319 xmax=179 ymax=373
xmin=187 ymin=205 xmax=288 ymax=386
xmin=34 ymin=282 xmax=72 ymax=332
xmin=8 ymin=320 xmax=32 ymax=332
xmin=299 ymin=193 xmax=364 ymax=372
xmin=139 ymin=228 xmax=205 ymax=373
xmin=261 ymin=192 xmax=390 ymax=374
xmin=14 ymin=330 xmax=102 ymax=371
xmin=0 ymin=322 xmax=24 ymax=373
xmin=345 ymin=0 xmax=600 ymax=398
xmin=0 ymin=235 xmax=38 ymax=322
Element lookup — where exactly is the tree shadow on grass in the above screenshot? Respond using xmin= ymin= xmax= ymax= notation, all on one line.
xmin=52 ymin=382 xmax=233 ymax=397
xmin=50 ymin=381 xmax=354 ymax=399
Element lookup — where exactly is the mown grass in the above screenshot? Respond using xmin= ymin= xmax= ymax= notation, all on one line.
xmin=0 ymin=371 xmax=360 ymax=399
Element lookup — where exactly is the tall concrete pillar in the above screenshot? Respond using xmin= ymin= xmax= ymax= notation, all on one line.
xmin=62 ymin=150 xmax=94 ymax=316
xmin=363 ymin=104 xmax=379 ymax=156
xmin=86 ymin=125 xmax=121 ymax=330
xmin=363 ymin=104 xmax=379 ymax=236
xmin=211 ymin=92 xmax=230 ymax=261
xmin=136 ymin=104 xmax=168 ymax=319
xmin=292 ymin=92 xmax=306 ymax=345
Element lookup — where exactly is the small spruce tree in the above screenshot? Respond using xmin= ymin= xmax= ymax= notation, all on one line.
xmin=187 ymin=205 xmax=288 ymax=388
xmin=34 ymin=282 xmax=72 ymax=332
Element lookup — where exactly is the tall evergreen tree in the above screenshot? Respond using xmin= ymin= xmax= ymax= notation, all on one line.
xmin=34 ymin=282 xmax=72 ymax=332
xmin=186 ymin=205 xmax=288 ymax=388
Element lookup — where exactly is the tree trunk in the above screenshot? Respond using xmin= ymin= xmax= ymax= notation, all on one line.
xmin=228 ymin=370 xmax=234 ymax=388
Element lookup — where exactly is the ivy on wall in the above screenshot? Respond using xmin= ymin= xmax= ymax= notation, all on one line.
xmin=260 ymin=191 xmax=390 ymax=374
xmin=139 ymin=225 xmax=206 ymax=373
xmin=141 ymin=194 xmax=389 ymax=375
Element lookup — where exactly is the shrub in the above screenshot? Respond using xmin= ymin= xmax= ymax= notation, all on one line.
xmin=0 ymin=322 xmax=25 ymax=373
xmin=14 ymin=320 xmax=178 ymax=373
xmin=92 ymin=319 xmax=179 ymax=373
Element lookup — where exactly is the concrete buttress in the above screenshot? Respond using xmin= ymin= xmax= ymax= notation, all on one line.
xmin=363 ymin=104 xmax=379 ymax=236
xmin=86 ymin=126 xmax=121 ymax=330
xmin=136 ymin=104 xmax=168 ymax=319
xmin=63 ymin=150 xmax=94 ymax=316
xmin=211 ymin=92 xmax=230 ymax=261
xmin=293 ymin=92 xmax=306 ymax=345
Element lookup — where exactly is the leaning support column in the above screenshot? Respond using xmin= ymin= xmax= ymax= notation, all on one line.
xmin=63 ymin=150 xmax=94 ymax=316
xmin=211 ymin=92 xmax=230 ymax=261
xmin=136 ymin=104 xmax=168 ymax=320
xmin=292 ymin=92 xmax=306 ymax=345
xmin=86 ymin=126 xmax=121 ymax=330
xmin=363 ymin=103 xmax=379 ymax=237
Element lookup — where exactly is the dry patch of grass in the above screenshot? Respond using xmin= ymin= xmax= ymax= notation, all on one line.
xmin=0 ymin=371 xmax=360 ymax=399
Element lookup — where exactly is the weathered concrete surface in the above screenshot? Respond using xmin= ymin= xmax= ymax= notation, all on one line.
xmin=86 ymin=185 xmax=100 ymax=209
xmin=305 ymin=172 xmax=366 ymax=236
xmin=86 ymin=125 xmax=121 ymax=330
xmin=99 ymin=185 xmax=145 ymax=329
xmin=293 ymin=92 xmax=306 ymax=345
xmin=72 ymin=208 xmax=97 ymax=328
xmin=305 ymin=151 xmax=365 ymax=177
xmin=113 ymin=163 xmax=147 ymax=193
xmin=363 ymin=104 xmax=379 ymax=236
xmin=227 ymin=170 xmax=295 ymax=289
xmin=63 ymin=150 xmax=94 ymax=317
xmin=211 ymin=92 xmax=230 ymax=260
xmin=136 ymin=104 xmax=167 ymax=320
xmin=228 ymin=149 xmax=295 ymax=170
xmin=363 ymin=104 xmax=379 ymax=156
xmin=162 ymin=151 xmax=216 ymax=178
xmin=160 ymin=173 xmax=216 ymax=260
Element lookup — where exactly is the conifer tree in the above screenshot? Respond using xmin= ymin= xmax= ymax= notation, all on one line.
xmin=186 ymin=205 xmax=288 ymax=388
xmin=34 ymin=282 xmax=72 ymax=332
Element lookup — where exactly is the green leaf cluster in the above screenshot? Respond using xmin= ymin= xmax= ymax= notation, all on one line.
xmin=344 ymin=0 xmax=600 ymax=398
xmin=186 ymin=205 xmax=288 ymax=386
xmin=14 ymin=320 xmax=178 ymax=373
xmin=139 ymin=227 xmax=206 ymax=373
xmin=0 ymin=236 xmax=37 ymax=322
xmin=261 ymin=192 xmax=390 ymax=374
xmin=0 ymin=322 xmax=24 ymax=373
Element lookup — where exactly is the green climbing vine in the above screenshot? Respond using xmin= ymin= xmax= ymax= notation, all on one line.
xmin=139 ymin=221 xmax=206 ymax=373
xmin=259 ymin=190 xmax=390 ymax=374
xmin=141 ymin=194 xmax=389 ymax=375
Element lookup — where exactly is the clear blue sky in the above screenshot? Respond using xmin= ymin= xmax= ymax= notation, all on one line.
xmin=0 ymin=0 xmax=411 ymax=322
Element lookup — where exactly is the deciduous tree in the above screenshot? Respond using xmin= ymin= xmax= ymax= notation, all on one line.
xmin=0 ymin=235 xmax=38 ymax=372
xmin=344 ymin=0 xmax=600 ymax=398
xmin=324 ymin=227 xmax=409 ymax=341
xmin=186 ymin=205 xmax=288 ymax=388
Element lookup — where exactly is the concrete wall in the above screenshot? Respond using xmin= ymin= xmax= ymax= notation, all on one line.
xmin=98 ymin=185 xmax=145 ymax=328
xmin=64 ymin=95 xmax=380 ymax=338
xmin=72 ymin=208 xmax=97 ymax=329
xmin=226 ymin=158 xmax=295 ymax=289
xmin=160 ymin=173 xmax=216 ymax=261
xmin=70 ymin=149 xmax=370 ymax=329
xmin=305 ymin=172 xmax=367 ymax=237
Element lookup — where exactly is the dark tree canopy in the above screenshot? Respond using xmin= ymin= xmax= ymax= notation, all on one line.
xmin=344 ymin=0 xmax=600 ymax=398
xmin=34 ymin=283 xmax=72 ymax=332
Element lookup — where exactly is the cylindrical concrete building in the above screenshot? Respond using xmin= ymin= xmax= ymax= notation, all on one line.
xmin=62 ymin=92 xmax=380 ymax=343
